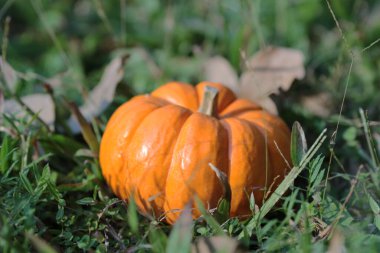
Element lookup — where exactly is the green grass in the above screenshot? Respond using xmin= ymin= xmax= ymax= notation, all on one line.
xmin=1 ymin=0 xmax=380 ymax=252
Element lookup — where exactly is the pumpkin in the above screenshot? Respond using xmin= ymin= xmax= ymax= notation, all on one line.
xmin=99 ymin=81 xmax=292 ymax=223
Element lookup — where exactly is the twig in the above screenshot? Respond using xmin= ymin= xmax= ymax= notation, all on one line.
xmin=105 ymin=220 xmax=127 ymax=251
xmin=323 ymin=1 xmax=355 ymax=202
xmin=120 ymin=0 xmax=126 ymax=45
xmin=30 ymin=0 xmax=71 ymax=67
xmin=359 ymin=108 xmax=380 ymax=169
xmin=97 ymin=199 xmax=123 ymax=221
xmin=0 ymin=0 xmax=15 ymax=21
xmin=274 ymin=140 xmax=292 ymax=169
xmin=362 ymin=37 xmax=380 ymax=53
xmin=325 ymin=0 xmax=352 ymax=53
xmin=318 ymin=166 xmax=362 ymax=240
xmin=249 ymin=0 xmax=266 ymax=49
xmin=92 ymin=0 xmax=116 ymax=40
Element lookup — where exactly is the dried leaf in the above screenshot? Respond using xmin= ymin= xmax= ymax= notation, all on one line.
xmin=327 ymin=230 xmax=345 ymax=253
xmin=374 ymin=133 xmax=380 ymax=154
xmin=45 ymin=71 xmax=68 ymax=88
xmin=4 ymin=94 xmax=55 ymax=127
xmin=253 ymin=97 xmax=278 ymax=115
xmin=209 ymin=163 xmax=231 ymax=201
xmin=192 ymin=236 xmax=246 ymax=253
xmin=69 ymin=102 xmax=99 ymax=154
xmin=301 ymin=93 xmax=333 ymax=117
xmin=209 ymin=163 xmax=231 ymax=223
xmin=67 ymin=56 xmax=128 ymax=132
xmin=291 ymin=121 xmax=308 ymax=166
xmin=203 ymin=56 xmax=240 ymax=95
xmin=0 ymin=57 xmax=18 ymax=91
xmin=240 ymin=46 xmax=305 ymax=100
xmin=203 ymin=47 xmax=304 ymax=115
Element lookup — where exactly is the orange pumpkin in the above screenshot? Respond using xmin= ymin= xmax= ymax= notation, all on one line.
xmin=99 ymin=81 xmax=292 ymax=223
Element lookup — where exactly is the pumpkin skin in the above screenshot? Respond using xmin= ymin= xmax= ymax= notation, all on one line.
xmin=99 ymin=81 xmax=292 ymax=223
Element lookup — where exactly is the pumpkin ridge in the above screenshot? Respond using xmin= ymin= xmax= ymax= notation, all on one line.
xmin=117 ymin=103 xmax=170 ymax=187
xmin=238 ymin=117 xmax=275 ymax=177
xmin=126 ymin=104 xmax=192 ymax=216
xmin=99 ymin=97 xmax=159 ymax=197
xmin=237 ymin=116 xmax=291 ymax=192
xmin=108 ymin=100 xmax=168 ymax=199
xmin=248 ymin=119 xmax=273 ymax=201
xmin=163 ymin=110 xmax=196 ymax=209
xmin=220 ymin=117 xmax=272 ymax=216
xmin=219 ymin=119 xmax=233 ymax=179
xmin=164 ymin=113 xmax=229 ymax=223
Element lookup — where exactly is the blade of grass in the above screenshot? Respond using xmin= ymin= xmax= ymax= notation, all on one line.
xmin=166 ymin=204 xmax=193 ymax=253
xmin=30 ymin=0 xmax=70 ymax=67
xmin=128 ymin=199 xmax=139 ymax=234
xmin=291 ymin=121 xmax=308 ymax=166
xmin=1 ymin=16 xmax=11 ymax=62
xmin=92 ymin=0 xmax=116 ymax=40
xmin=149 ymin=226 xmax=168 ymax=253
xmin=0 ymin=0 xmax=15 ymax=21
xmin=240 ymin=128 xmax=327 ymax=238
xmin=25 ymin=232 xmax=58 ymax=253
xmin=194 ymin=196 xmax=225 ymax=235
xmin=0 ymin=134 xmax=9 ymax=173
xmin=359 ymin=108 xmax=380 ymax=169
xmin=209 ymin=163 xmax=231 ymax=223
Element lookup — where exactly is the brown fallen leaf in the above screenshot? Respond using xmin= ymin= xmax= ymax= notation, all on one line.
xmin=4 ymin=94 xmax=55 ymax=128
xmin=203 ymin=46 xmax=305 ymax=115
xmin=240 ymin=46 xmax=305 ymax=99
xmin=45 ymin=71 xmax=69 ymax=88
xmin=69 ymin=102 xmax=99 ymax=154
xmin=0 ymin=57 xmax=18 ymax=91
xmin=300 ymin=93 xmax=333 ymax=118
xmin=253 ymin=96 xmax=279 ymax=115
xmin=327 ymin=229 xmax=346 ymax=253
xmin=374 ymin=133 xmax=380 ymax=154
xmin=67 ymin=55 xmax=128 ymax=133
xmin=203 ymin=56 xmax=239 ymax=95
xmin=192 ymin=236 xmax=246 ymax=253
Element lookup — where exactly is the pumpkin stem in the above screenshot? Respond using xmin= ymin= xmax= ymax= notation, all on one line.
xmin=198 ymin=85 xmax=219 ymax=116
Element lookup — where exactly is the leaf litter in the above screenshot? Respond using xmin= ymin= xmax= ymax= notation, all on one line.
xmin=204 ymin=46 xmax=305 ymax=115
xmin=67 ymin=55 xmax=128 ymax=133
xmin=1 ymin=55 xmax=128 ymax=133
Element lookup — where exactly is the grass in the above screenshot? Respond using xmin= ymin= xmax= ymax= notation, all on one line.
xmin=1 ymin=0 xmax=380 ymax=252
